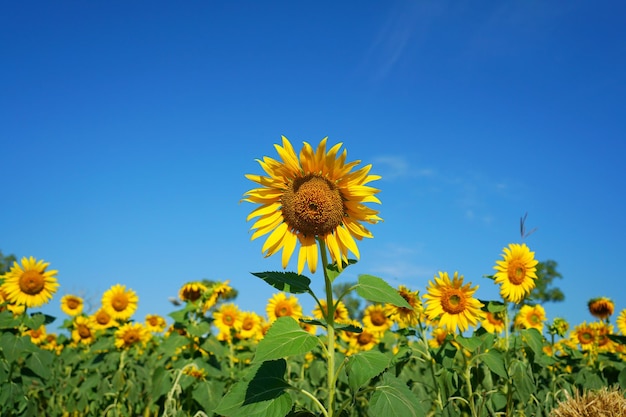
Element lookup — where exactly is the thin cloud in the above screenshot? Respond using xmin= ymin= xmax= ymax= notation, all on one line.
xmin=374 ymin=155 xmax=434 ymax=180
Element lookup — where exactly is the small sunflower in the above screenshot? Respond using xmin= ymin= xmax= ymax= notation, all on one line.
xmin=24 ymin=325 xmax=47 ymax=345
xmin=346 ymin=327 xmax=380 ymax=355
xmin=235 ymin=311 xmax=263 ymax=340
xmin=570 ymin=321 xmax=596 ymax=351
xmin=548 ymin=317 xmax=570 ymax=337
xmin=72 ymin=316 xmax=96 ymax=345
xmin=203 ymin=280 xmax=233 ymax=312
xmin=362 ymin=304 xmax=393 ymax=335
xmin=493 ymin=243 xmax=539 ymax=304
xmin=243 ymin=136 xmax=382 ymax=274
xmin=145 ymin=314 xmax=167 ymax=333
xmin=1 ymin=256 xmax=59 ymax=308
xmin=617 ymin=309 xmax=626 ymax=335
xmin=312 ymin=299 xmax=349 ymax=323
xmin=385 ymin=285 xmax=422 ymax=329
xmin=213 ymin=303 xmax=242 ymax=336
xmin=588 ymin=297 xmax=614 ymax=321
xmin=423 ymin=272 xmax=484 ymax=333
xmin=266 ymin=292 xmax=303 ymax=322
xmin=60 ymin=294 xmax=84 ymax=316
xmin=102 ymin=284 xmax=138 ymax=321
xmin=481 ymin=311 xmax=506 ymax=334
xmin=91 ymin=308 xmax=116 ymax=330
xmin=115 ymin=322 xmax=151 ymax=349
xmin=183 ymin=364 xmax=208 ymax=381
xmin=179 ymin=282 xmax=208 ymax=303
xmin=428 ymin=327 xmax=451 ymax=349
xmin=514 ymin=304 xmax=546 ymax=332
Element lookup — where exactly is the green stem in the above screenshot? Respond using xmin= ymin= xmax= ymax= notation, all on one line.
xmin=295 ymin=388 xmax=330 ymax=417
xmin=462 ymin=354 xmax=478 ymax=417
xmin=319 ymin=239 xmax=336 ymax=417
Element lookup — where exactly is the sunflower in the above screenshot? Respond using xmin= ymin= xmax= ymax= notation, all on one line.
xmin=591 ymin=321 xmax=616 ymax=353
xmin=213 ymin=303 xmax=242 ymax=337
xmin=145 ymin=314 xmax=167 ymax=333
xmin=235 ymin=311 xmax=263 ymax=340
xmin=1 ymin=256 xmax=59 ymax=308
xmin=60 ymin=294 xmax=84 ymax=316
xmin=514 ymin=304 xmax=546 ymax=332
xmin=362 ymin=304 xmax=393 ymax=335
xmin=312 ymin=299 xmax=349 ymax=323
xmin=493 ymin=243 xmax=539 ymax=304
xmin=617 ymin=309 xmax=626 ymax=335
xmin=243 ymin=136 xmax=382 ymax=274
xmin=588 ymin=297 xmax=614 ymax=321
xmin=102 ymin=284 xmax=138 ymax=321
xmin=202 ymin=280 xmax=233 ymax=312
xmin=179 ymin=282 xmax=208 ymax=303
xmin=183 ymin=364 xmax=208 ymax=381
xmin=428 ymin=327 xmax=451 ymax=349
xmin=266 ymin=292 xmax=303 ymax=322
xmin=481 ymin=311 xmax=506 ymax=334
xmin=91 ymin=308 xmax=116 ymax=330
xmin=346 ymin=327 xmax=380 ymax=355
xmin=423 ymin=272 xmax=484 ymax=333
xmin=385 ymin=285 xmax=422 ymax=329
xmin=115 ymin=322 xmax=151 ymax=349
xmin=72 ymin=316 xmax=96 ymax=345
xmin=24 ymin=325 xmax=47 ymax=345
xmin=548 ymin=317 xmax=570 ymax=337
xmin=570 ymin=322 xmax=596 ymax=351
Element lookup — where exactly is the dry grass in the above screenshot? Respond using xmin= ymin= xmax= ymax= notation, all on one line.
xmin=551 ymin=386 xmax=626 ymax=417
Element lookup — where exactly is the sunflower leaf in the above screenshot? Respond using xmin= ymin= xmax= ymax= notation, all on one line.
xmin=253 ymin=317 xmax=318 ymax=363
xmin=299 ymin=317 xmax=362 ymax=333
xmin=251 ymin=271 xmax=311 ymax=294
xmin=346 ymin=350 xmax=390 ymax=392
xmin=326 ymin=259 xmax=357 ymax=282
xmin=355 ymin=275 xmax=412 ymax=309
xmin=369 ymin=373 xmax=425 ymax=417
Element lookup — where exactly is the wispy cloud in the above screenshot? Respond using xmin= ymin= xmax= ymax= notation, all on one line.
xmin=373 ymin=155 xmax=435 ymax=180
xmin=368 ymin=243 xmax=435 ymax=288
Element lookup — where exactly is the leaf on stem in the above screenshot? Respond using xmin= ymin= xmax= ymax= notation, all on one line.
xmin=251 ymin=271 xmax=312 ymax=294
xmin=355 ymin=275 xmax=412 ymax=309
xmin=253 ymin=317 xmax=318 ymax=363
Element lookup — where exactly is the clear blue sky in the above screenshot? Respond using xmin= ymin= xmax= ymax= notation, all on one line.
xmin=2 ymin=1 xmax=625 ymax=332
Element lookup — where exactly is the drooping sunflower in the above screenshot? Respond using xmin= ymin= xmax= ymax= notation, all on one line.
xmin=235 ymin=311 xmax=263 ymax=340
xmin=102 ymin=284 xmax=138 ymax=321
xmin=362 ymin=304 xmax=393 ymax=335
xmin=588 ymin=297 xmax=614 ymax=321
xmin=266 ymin=292 xmax=303 ymax=322
xmin=60 ymin=294 xmax=84 ymax=316
xmin=91 ymin=308 xmax=116 ymax=330
xmin=243 ymin=136 xmax=382 ymax=274
xmin=115 ymin=322 xmax=151 ymax=349
xmin=493 ymin=243 xmax=539 ymax=304
xmin=72 ymin=316 xmax=96 ymax=345
xmin=1 ymin=256 xmax=59 ymax=308
xmin=312 ymin=299 xmax=349 ymax=323
xmin=179 ymin=282 xmax=208 ymax=303
xmin=145 ymin=314 xmax=167 ymax=333
xmin=481 ymin=311 xmax=506 ymax=334
xmin=385 ymin=285 xmax=422 ymax=329
xmin=617 ymin=309 xmax=626 ymax=335
xmin=202 ymin=280 xmax=234 ymax=312
xmin=423 ymin=272 xmax=484 ymax=333
xmin=514 ymin=304 xmax=546 ymax=332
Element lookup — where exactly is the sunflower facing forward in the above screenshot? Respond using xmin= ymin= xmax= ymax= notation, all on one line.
xmin=1 ymin=256 xmax=59 ymax=308
xmin=423 ymin=272 xmax=484 ymax=333
xmin=493 ymin=243 xmax=539 ymax=304
xmin=243 ymin=136 xmax=382 ymax=274
xmin=102 ymin=284 xmax=138 ymax=321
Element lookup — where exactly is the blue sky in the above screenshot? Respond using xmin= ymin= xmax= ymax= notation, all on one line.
xmin=2 ymin=1 xmax=625 ymax=333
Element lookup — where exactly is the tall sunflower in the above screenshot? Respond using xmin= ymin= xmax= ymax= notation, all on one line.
xmin=60 ymin=294 xmax=84 ymax=316
xmin=423 ymin=272 xmax=484 ymax=333
xmin=493 ymin=243 xmax=539 ymax=304
xmin=266 ymin=292 xmax=303 ymax=322
xmin=243 ymin=136 xmax=382 ymax=274
xmin=481 ymin=311 xmax=506 ymax=334
xmin=102 ymin=284 xmax=138 ymax=321
xmin=1 ymin=256 xmax=59 ymax=308
xmin=514 ymin=304 xmax=546 ymax=332
xmin=588 ymin=297 xmax=614 ymax=321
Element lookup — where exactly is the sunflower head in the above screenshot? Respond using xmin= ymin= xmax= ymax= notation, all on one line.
xmin=235 ymin=311 xmax=263 ymax=340
xmin=179 ymin=282 xmax=208 ymax=303
xmin=481 ymin=311 xmax=506 ymax=334
xmin=145 ymin=314 xmax=167 ymax=333
xmin=61 ymin=294 xmax=84 ymax=316
xmin=362 ymin=304 xmax=393 ymax=335
xmin=588 ymin=297 xmax=614 ymax=321
xmin=266 ymin=292 xmax=303 ymax=322
xmin=312 ymin=299 xmax=349 ymax=323
xmin=72 ymin=316 xmax=96 ymax=345
xmin=102 ymin=284 xmax=138 ymax=321
xmin=213 ymin=303 xmax=242 ymax=335
xmin=423 ymin=272 xmax=484 ymax=334
xmin=91 ymin=308 xmax=116 ymax=330
xmin=548 ymin=317 xmax=570 ymax=337
xmin=385 ymin=285 xmax=422 ymax=329
xmin=514 ymin=304 xmax=546 ymax=332
xmin=0 ymin=256 xmax=59 ymax=308
xmin=243 ymin=136 xmax=382 ymax=274
xmin=493 ymin=243 xmax=539 ymax=304
xmin=115 ymin=322 xmax=151 ymax=349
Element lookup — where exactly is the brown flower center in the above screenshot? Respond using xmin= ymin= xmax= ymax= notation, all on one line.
xmin=242 ymin=319 xmax=254 ymax=331
xmin=147 ymin=316 xmax=159 ymax=326
xmin=369 ymin=310 xmax=387 ymax=327
xmin=275 ymin=302 xmax=292 ymax=318
xmin=124 ymin=331 xmax=139 ymax=344
xmin=67 ymin=298 xmax=81 ymax=310
xmin=441 ymin=290 xmax=467 ymax=315
xmin=112 ymin=294 xmax=129 ymax=312
xmin=357 ymin=331 xmax=374 ymax=346
xmin=19 ymin=270 xmax=45 ymax=295
xmin=578 ymin=330 xmax=593 ymax=344
xmin=281 ymin=175 xmax=344 ymax=236
xmin=223 ymin=313 xmax=235 ymax=326
xmin=507 ymin=260 xmax=527 ymax=285
xmin=96 ymin=311 xmax=111 ymax=325
xmin=486 ymin=312 xmax=503 ymax=325
xmin=183 ymin=288 xmax=202 ymax=302
xmin=78 ymin=324 xmax=91 ymax=339
xmin=528 ymin=313 xmax=541 ymax=325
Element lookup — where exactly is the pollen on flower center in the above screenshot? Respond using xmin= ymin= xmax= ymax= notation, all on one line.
xmin=441 ymin=290 xmax=467 ymax=314
xmin=507 ymin=261 xmax=527 ymax=285
xmin=370 ymin=310 xmax=387 ymax=326
xmin=78 ymin=325 xmax=91 ymax=338
xmin=19 ymin=271 xmax=45 ymax=295
xmin=112 ymin=296 xmax=128 ymax=311
xmin=281 ymin=175 xmax=344 ymax=236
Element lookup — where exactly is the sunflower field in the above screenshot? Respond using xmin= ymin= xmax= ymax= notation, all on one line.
xmin=2 ymin=137 xmax=626 ymax=417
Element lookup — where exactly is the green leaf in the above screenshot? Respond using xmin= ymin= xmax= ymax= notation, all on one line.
xmin=355 ymin=275 xmax=412 ymax=309
xmin=187 ymin=320 xmax=211 ymax=338
xmin=253 ymin=317 xmax=318 ymax=363
xmin=521 ymin=328 xmax=545 ymax=356
xmin=369 ymin=373 xmax=425 ymax=417
xmin=25 ymin=349 xmax=53 ymax=379
xmin=299 ymin=317 xmax=362 ymax=333
xmin=480 ymin=349 xmax=507 ymax=379
xmin=0 ymin=310 xmax=20 ymax=329
xmin=0 ymin=333 xmax=37 ymax=363
xmin=484 ymin=300 xmax=506 ymax=313
xmin=326 ymin=259 xmax=357 ymax=282
xmin=346 ymin=350 xmax=390 ymax=392
xmin=454 ymin=334 xmax=482 ymax=353
xmin=214 ymin=360 xmax=292 ymax=417
xmin=251 ymin=271 xmax=311 ymax=294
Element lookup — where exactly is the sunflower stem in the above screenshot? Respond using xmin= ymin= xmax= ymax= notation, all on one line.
xmin=318 ymin=239 xmax=336 ymax=417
